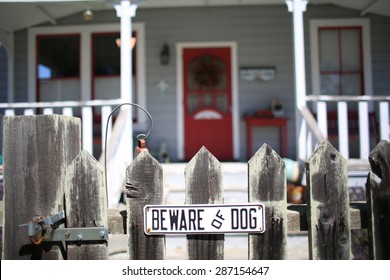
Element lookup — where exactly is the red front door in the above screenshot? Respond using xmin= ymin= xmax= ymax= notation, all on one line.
xmin=183 ymin=47 xmax=233 ymax=161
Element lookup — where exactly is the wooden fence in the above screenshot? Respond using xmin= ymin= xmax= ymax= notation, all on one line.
xmin=1 ymin=115 xmax=390 ymax=260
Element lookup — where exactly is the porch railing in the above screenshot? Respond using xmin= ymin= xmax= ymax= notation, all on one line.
xmin=300 ymin=95 xmax=390 ymax=165
xmin=2 ymin=95 xmax=389 ymax=180
xmin=0 ymin=98 xmax=124 ymax=157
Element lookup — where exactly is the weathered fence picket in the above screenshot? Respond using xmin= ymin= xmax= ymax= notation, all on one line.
xmin=126 ymin=150 xmax=165 ymax=260
xmin=366 ymin=140 xmax=390 ymax=259
xmin=2 ymin=115 xmax=81 ymax=259
xmin=185 ymin=147 xmax=224 ymax=260
xmin=64 ymin=150 xmax=108 ymax=260
xmin=2 ymin=115 xmax=390 ymax=260
xmin=306 ymin=142 xmax=351 ymax=260
xmin=248 ymin=144 xmax=287 ymax=260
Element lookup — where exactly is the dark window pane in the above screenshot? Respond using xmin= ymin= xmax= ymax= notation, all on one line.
xmin=38 ymin=35 xmax=80 ymax=79
xmin=93 ymin=33 xmax=121 ymax=75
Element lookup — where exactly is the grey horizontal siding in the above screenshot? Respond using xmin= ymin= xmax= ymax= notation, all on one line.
xmin=370 ymin=14 xmax=390 ymax=96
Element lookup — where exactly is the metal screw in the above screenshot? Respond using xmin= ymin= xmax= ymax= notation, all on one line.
xmin=77 ymin=234 xmax=83 ymax=241
xmin=65 ymin=230 xmax=71 ymax=239
xmin=100 ymin=230 xmax=106 ymax=238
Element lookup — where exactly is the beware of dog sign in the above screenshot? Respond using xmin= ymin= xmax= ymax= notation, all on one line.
xmin=144 ymin=203 xmax=265 ymax=235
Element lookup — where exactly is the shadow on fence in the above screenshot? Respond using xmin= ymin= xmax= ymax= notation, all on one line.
xmin=1 ymin=115 xmax=389 ymax=260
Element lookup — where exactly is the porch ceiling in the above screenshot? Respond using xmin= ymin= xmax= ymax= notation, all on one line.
xmin=0 ymin=0 xmax=389 ymax=33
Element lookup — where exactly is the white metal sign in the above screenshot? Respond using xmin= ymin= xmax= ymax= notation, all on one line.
xmin=144 ymin=203 xmax=265 ymax=235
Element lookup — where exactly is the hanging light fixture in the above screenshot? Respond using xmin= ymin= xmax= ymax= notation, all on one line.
xmin=83 ymin=8 xmax=94 ymax=22
xmin=160 ymin=43 xmax=170 ymax=65
xmin=115 ymin=37 xmax=137 ymax=49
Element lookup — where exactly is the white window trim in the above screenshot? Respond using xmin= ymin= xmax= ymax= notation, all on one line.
xmin=27 ymin=22 xmax=146 ymax=128
xmin=310 ymin=18 xmax=373 ymax=96
xmin=176 ymin=41 xmax=239 ymax=160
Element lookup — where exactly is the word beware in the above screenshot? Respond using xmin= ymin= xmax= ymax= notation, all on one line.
xmin=144 ymin=204 xmax=265 ymax=235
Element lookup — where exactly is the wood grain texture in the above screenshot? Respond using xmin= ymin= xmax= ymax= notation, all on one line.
xmin=185 ymin=146 xmax=224 ymax=260
xmin=306 ymin=141 xmax=351 ymax=260
xmin=248 ymin=144 xmax=287 ymax=260
xmin=64 ymin=150 xmax=108 ymax=260
xmin=2 ymin=115 xmax=80 ymax=259
xmin=126 ymin=150 xmax=165 ymax=260
xmin=367 ymin=140 xmax=390 ymax=259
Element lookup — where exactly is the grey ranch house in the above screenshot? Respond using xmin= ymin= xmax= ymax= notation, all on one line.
xmin=1 ymin=0 xmax=389 ymax=169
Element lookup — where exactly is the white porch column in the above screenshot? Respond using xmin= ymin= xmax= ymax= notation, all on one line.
xmin=115 ymin=0 xmax=137 ymax=159
xmin=106 ymin=0 xmax=138 ymax=208
xmin=286 ymin=0 xmax=308 ymax=160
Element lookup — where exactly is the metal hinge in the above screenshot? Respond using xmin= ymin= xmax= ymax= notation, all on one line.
xmin=19 ymin=210 xmax=109 ymax=245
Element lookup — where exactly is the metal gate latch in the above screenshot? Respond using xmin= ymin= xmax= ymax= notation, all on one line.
xmin=19 ymin=210 xmax=109 ymax=245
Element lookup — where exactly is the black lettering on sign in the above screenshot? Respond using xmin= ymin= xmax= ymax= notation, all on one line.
xmin=249 ymin=208 xmax=257 ymax=229
xmin=160 ymin=209 xmax=167 ymax=230
xmin=188 ymin=209 xmax=196 ymax=230
xmin=152 ymin=209 xmax=159 ymax=230
xmin=169 ymin=209 xmax=179 ymax=230
xmin=231 ymin=208 xmax=239 ymax=229
xmin=179 ymin=209 xmax=187 ymax=230
xmin=212 ymin=219 xmax=222 ymax=229
xmin=240 ymin=209 xmax=248 ymax=229
xmin=198 ymin=209 xmax=205 ymax=230
xmin=165 ymin=209 xmax=205 ymax=231
xmin=231 ymin=208 xmax=258 ymax=230
xmin=211 ymin=209 xmax=225 ymax=229
xmin=216 ymin=210 xmax=225 ymax=220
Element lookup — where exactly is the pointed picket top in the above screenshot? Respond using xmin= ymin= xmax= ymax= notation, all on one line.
xmin=248 ymin=143 xmax=282 ymax=165
xmin=127 ymin=149 xmax=162 ymax=185
xmin=125 ymin=149 xmax=165 ymax=260
xmin=248 ymin=144 xmax=287 ymax=260
xmin=126 ymin=149 xmax=163 ymax=199
xmin=306 ymin=141 xmax=351 ymax=260
xmin=185 ymin=146 xmax=223 ymax=205
xmin=248 ymin=144 xmax=286 ymax=201
xmin=306 ymin=141 xmax=348 ymax=204
xmin=307 ymin=141 xmax=347 ymax=177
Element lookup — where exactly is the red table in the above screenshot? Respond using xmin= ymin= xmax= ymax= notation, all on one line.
xmin=244 ymin=116 xmax=288 ymax=159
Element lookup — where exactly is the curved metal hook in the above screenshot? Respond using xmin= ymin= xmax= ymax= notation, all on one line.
xmin=103 ymin=103 xmax=153 ymax=205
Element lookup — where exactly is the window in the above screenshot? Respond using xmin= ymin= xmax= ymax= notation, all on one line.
xmin=319 ymin=27 xmax=363 ymax=95
xmin=91 ymin=32 xmax=138 ymax=119
xmin=29 ymin=23 xmax=146 ymax=129
xmin=310 ymin=19 xmax=372 ymax=97
xmin=36 ymin=34 xmax=80 ymax=102
xmin=92 ymin=33 xmax=121 ymax=76
xmin=37 ymin=35 xmax=80 ymax=79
